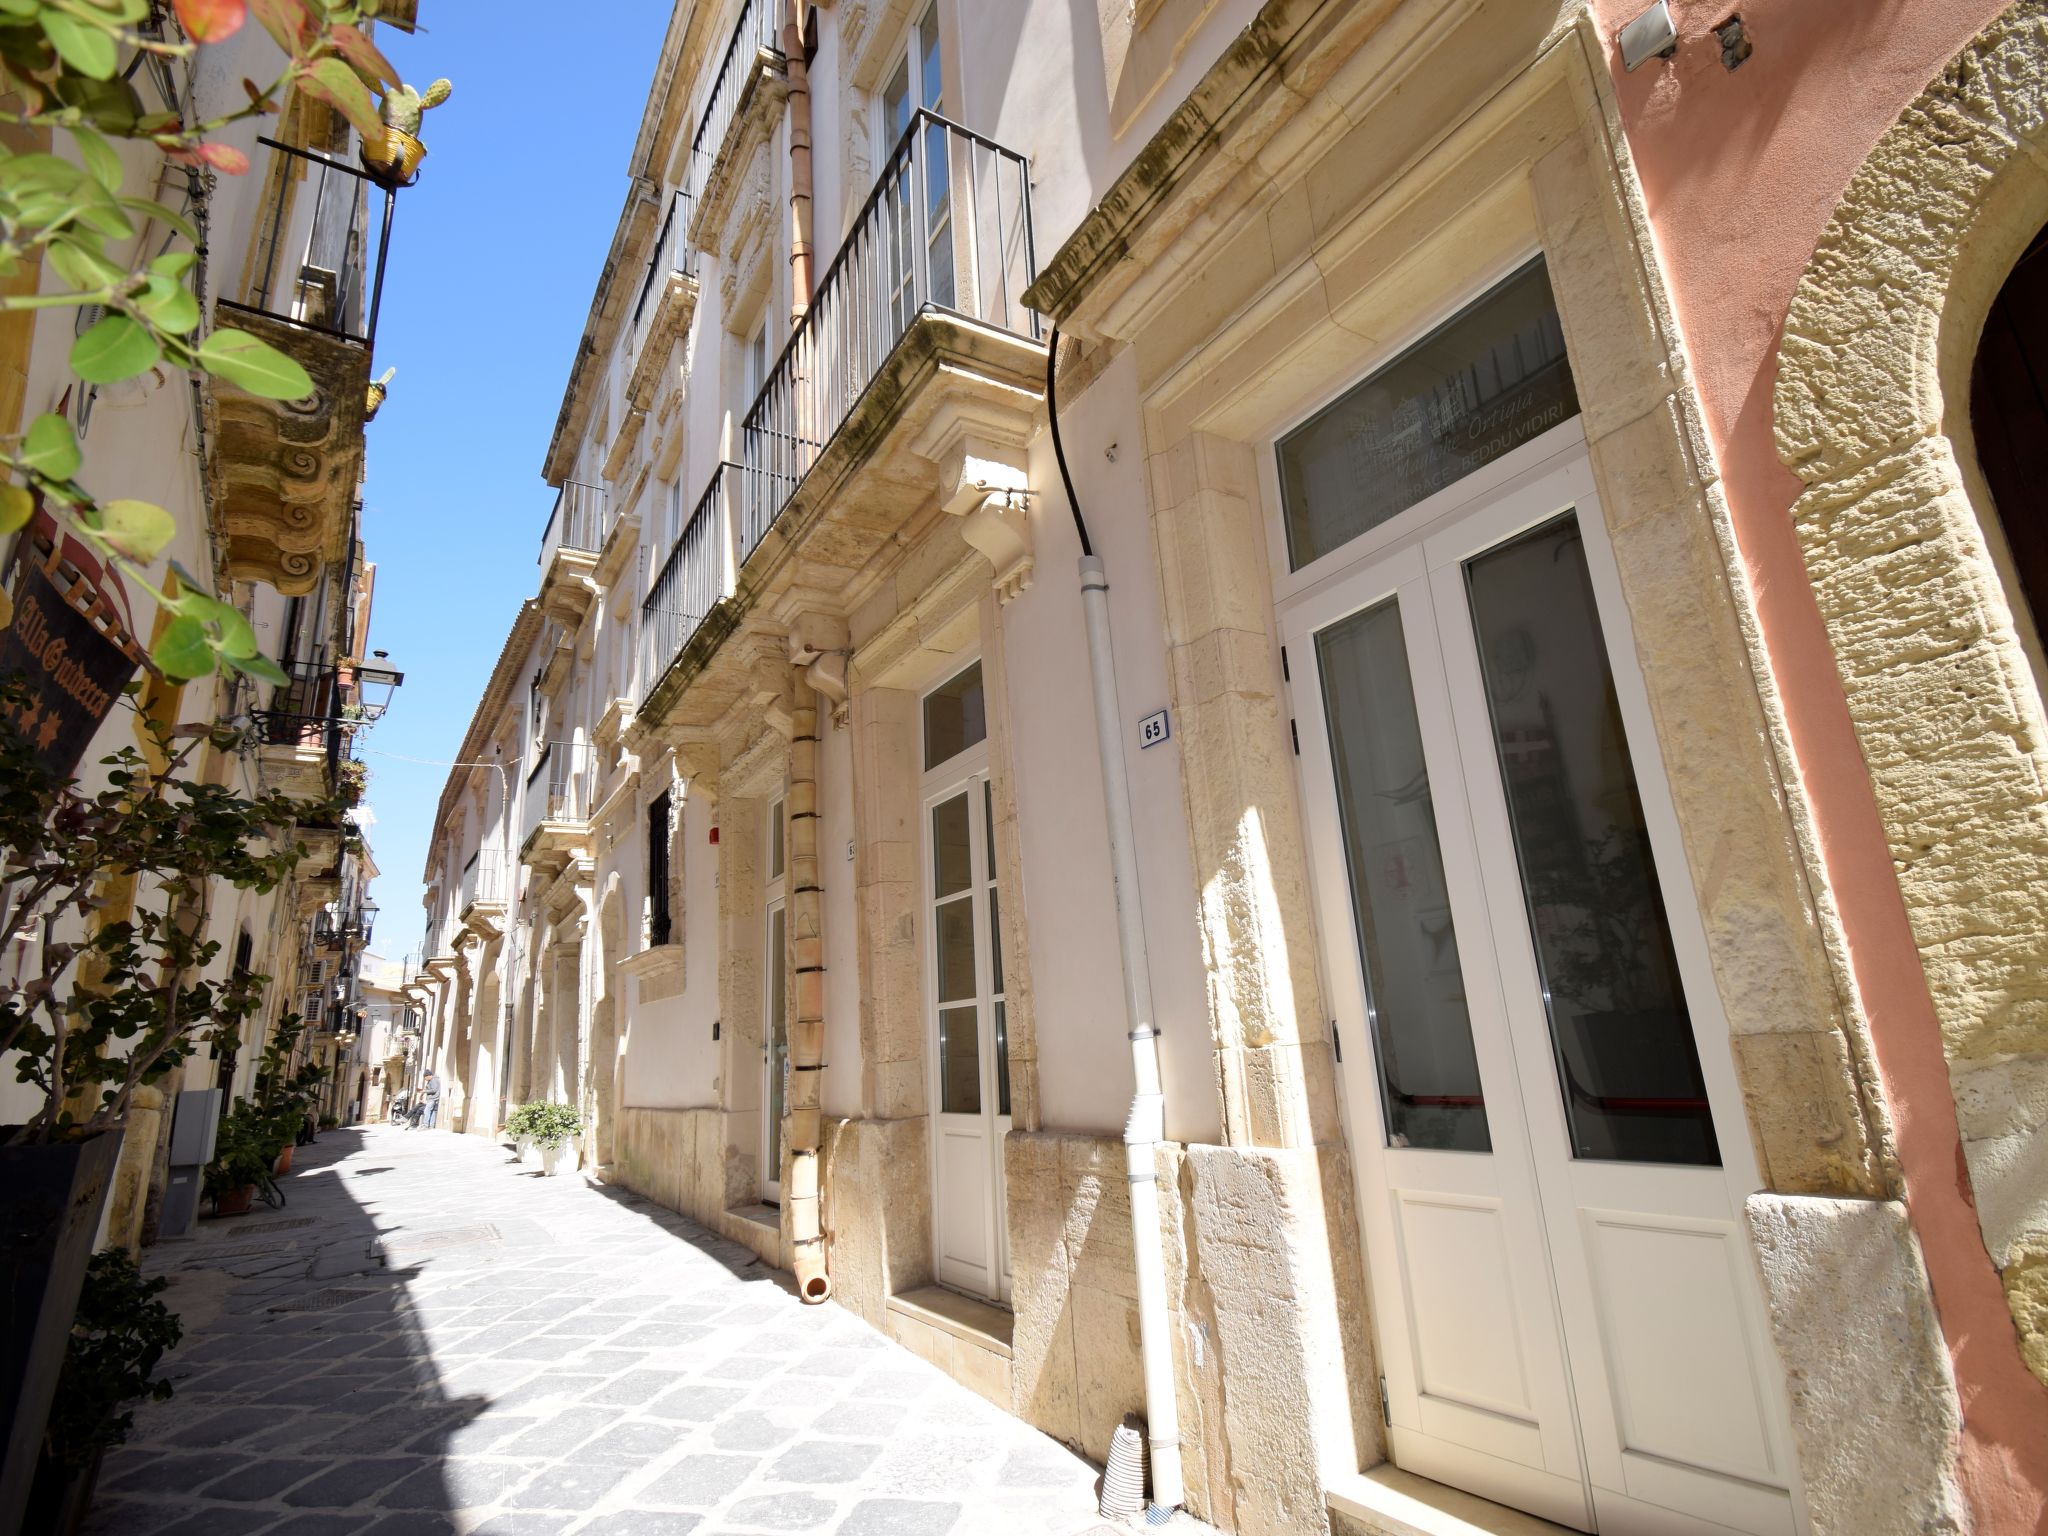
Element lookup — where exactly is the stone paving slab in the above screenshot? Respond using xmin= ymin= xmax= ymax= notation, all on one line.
xmin=84 ymin=1126 xmax=1213 ymax=1536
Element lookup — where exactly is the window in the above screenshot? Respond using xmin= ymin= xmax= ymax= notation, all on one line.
xmin=647 ymin=790 xmax=673 ymax=947
xmin=768 ymin=794 xmax=785 ymax=882
xmin=921 ymin=661 xmax=985 ymax=770
xmin=880 ymin=3 xmax=952 ymax=326
xmin=744 ymin=316 xmax=770 ymax=409
xmin=1277 ymin=258 xmax=1577 ymax=571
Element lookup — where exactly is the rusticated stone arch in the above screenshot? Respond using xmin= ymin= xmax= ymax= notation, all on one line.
xmin=1774 ymin=0 xmax=2048 ymax=1382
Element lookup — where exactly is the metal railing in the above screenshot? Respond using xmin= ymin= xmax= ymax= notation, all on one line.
xmin=521 ymin=740 xmax=595 ymax=846
xmin=458 ymin=848 xmax=509 ymax=912
xmin=633 ymin=189 xmax=696 ymax=327
xmin=640 ymin=463 xmax=739 ymax=703
xmin=539 ymin=481 xmax=609 ymax=565
xmin=220 ymin=136 xmax=394 ymax=349
xmin=685 ymin=0 xmax=785 ymax=219
xmin=738 ymin=109 xmax=1037 ymax=556
xmin=250 ymin=661 xmax=343 ymax=782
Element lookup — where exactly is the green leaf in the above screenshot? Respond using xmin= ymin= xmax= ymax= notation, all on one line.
xmin=149 ymin=251 xmax=196 ymax=281
xmin=46 ymin=234 xmax=126 ymax=292
xmin=70 ymin=125 xmax=123 ymax=192
xmin=118 ymin=197 xmax=199 ymax=245
xmin=300 ymin=56 xmax=382 ymax=142
xmin=0 ymin=483 xmax=33 ymax=534
xmin=50 ymin=75 xmax=145 ymax=135
xmin=40 ymin=10 xmax=119 ymax=80
xmin=222 ymin=649 xmax=289 ymax=686
xmin=137 ymin=274 xmax=200 ymax=334
xmin=20 ymin=413 xmax=81 ymax=480
xmin=195 ymin=328 xmax=311 ymax=400
xmin=152 ymin=615 xmax=216 ymax=681
xmin=94 ymin=498 xmax=176 ymax=561
xmin=71 ymin=313 xmax=162 ymax=383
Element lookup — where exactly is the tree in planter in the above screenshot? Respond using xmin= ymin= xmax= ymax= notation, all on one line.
xmin=0 ymin=0 xmax=440 ymax=685
xmin=0 ymin=680 xmax=330 ymax=1522
xmin=0 ymin=685 xmax=324 ymax=1143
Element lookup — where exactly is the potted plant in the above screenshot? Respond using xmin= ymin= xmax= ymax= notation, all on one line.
xmin=201 ymin=1109 xmax=272 ymax=1218
xmin=23 ymin=1252 xmax=180 ymax=1536
xmin=504 ymin=1101 xmax=539 ymax=1163
xmin=529 ymin=1103 xmax=583 ymax=1178
xmin=360 ymin=78 xmax=453 ymax=187
xmin=0 ymin=686 xmax=317 ymax=1522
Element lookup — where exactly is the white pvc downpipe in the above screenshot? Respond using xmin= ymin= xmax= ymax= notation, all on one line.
xmin=1079 ymin=553 xmax=1185 ymax=1516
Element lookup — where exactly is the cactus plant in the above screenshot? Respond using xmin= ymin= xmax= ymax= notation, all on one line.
xmin=379 ymin=78 xmax=452 ymax=136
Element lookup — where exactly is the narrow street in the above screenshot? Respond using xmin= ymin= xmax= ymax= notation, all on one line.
xmin=84 ymin=1128 xmax=1153 ymax=1536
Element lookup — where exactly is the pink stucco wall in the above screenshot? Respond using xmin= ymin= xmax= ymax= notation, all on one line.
xmin=1587 ymin=0 xmax=2048 ymax=1526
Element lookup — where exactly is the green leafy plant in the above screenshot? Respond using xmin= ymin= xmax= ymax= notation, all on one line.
xmin=527 ymin=1101 xmax=581 ymax=1152
xmin=39 ymin=1250 xmax=182 ymax=1477
xmin=503 ymin=1101 xmax=540 ymax=1139
xmin=200 ymin=1101 xmax=272 ymax=1199
xmin=0 ymin=0 xmax=429 ymax=683
xmin=0 ymin=679 xmax=334 ymax=1146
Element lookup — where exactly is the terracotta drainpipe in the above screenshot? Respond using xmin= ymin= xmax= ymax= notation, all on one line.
xmin=784 ymin=0 xmax=814 ymax=321
xmin=785 ymin=670 xmax=831 ymax=1301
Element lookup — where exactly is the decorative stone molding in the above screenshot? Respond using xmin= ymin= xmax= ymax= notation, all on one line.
xmin=689 ymin=57 xmax=789 ymax=259
xmin=203 ymin=310 xmax=367 ymax=596
xmin=1773 ymin=0 xmax=2048 ymax=1383
xmin=720 ymin=149 xmax=779 ymax=319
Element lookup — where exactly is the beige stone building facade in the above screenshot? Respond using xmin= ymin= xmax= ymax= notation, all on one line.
xmin=416 ymin=2 xmax=2048 ymax=1531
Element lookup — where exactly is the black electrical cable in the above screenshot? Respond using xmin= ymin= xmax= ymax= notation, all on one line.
xmin=1046 ymin=325 xmax=1094 ymax=559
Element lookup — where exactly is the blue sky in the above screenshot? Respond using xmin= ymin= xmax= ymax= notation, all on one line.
xmin=354 ymin=5 xmax=673 ymax=967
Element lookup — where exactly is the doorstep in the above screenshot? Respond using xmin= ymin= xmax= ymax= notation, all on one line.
xmin=720 ymin=1202 xmax=783 ymax=1268
xmin=1327 ymin=1467 xmax=1579 ymax=1536
xmin=886 ymin=1284 xmax=1013 ymax=1411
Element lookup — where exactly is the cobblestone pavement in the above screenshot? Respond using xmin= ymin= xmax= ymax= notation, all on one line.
xmin=85 ymin=1125 xmax=1211 ymax=1536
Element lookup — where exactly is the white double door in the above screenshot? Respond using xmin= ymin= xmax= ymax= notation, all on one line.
xmin=1287 ymin=439 xmax=1802 ymax=1534
xmin=925 ymin=764 xmax=1012 ymax=1302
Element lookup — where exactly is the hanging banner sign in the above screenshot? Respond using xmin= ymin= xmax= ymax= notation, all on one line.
xmin=0 ymin=511 xmax=146 ymax=779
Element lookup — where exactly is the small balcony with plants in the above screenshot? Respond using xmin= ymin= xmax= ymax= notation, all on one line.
xmin=537 ymin=481 xmax=610 ymax=627
xmin=249 ymin=660 xmax=344 ymax=802
xmin=207 ymin=136 xmax=398 ymax=596
xmin=641 ymin=111 xmax=1042 ymax=724
xmin=683 ymin=0 xmax=788 ymax=256
xmin=519 ymin=739 xmax=596 ymax=878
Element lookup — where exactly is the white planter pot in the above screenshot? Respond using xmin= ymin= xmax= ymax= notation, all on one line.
xmin=513 ymin=1135 xmax=533 ymax=1163
xmin=539 ymin=1142 xmax=570 ymax=1177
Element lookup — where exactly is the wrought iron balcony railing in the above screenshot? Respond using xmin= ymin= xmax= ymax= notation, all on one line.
xmin=738 ymin=110 xmax=1037 ymax=557
xmin=521 ymin=740 xmax=595 ymax=847
xmin=685 ymin=0 xmax=784 ymax=220
xmin=640 ymin=462 xmax=739 ymax=703
xmin=220 ymin=137 xmax=394 ymax=349
xmin=634 ymin=190 xmax=695 ymax=330
xmin=539 ymin=481 xmax=609 ymax=565
xmin=249 ymin=661 xmax=343 ymax=780
xmin=459 ymin=848 xmax=510 ymax=912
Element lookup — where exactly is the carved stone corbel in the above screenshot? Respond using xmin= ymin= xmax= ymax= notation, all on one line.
xmin=934 ymin=429 xmax=1034 ymax=603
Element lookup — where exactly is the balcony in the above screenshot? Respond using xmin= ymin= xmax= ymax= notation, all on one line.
xmin=251 ymin=661 xmax=343 ymax=800
xmin=684 ymin=0 xmax=787 ymax=257
xmin=642 ymin=112 xmax=1043 ymax=724
xmin=458 ymin=848 xmax=511 ymax=935
xmin=538 ymin=481 xmax=608 ymax=627
xmin=520 ymin=740 xmax=595 ymax=878
xmin=207 ymin=138 xmax=393 ymax=595
xmin=641 ymin=463 xmax=740 ymax=705
xmin=624 ymin=191 xmax=699 ymax=421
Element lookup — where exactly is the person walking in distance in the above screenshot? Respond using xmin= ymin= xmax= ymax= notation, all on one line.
xmin=420 ymin=1071 xmax=442 ymax=1131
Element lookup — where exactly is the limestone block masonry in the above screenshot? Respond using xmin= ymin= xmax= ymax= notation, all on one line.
xmin=1774 ymin=0 xmax=2048 ymax=1384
